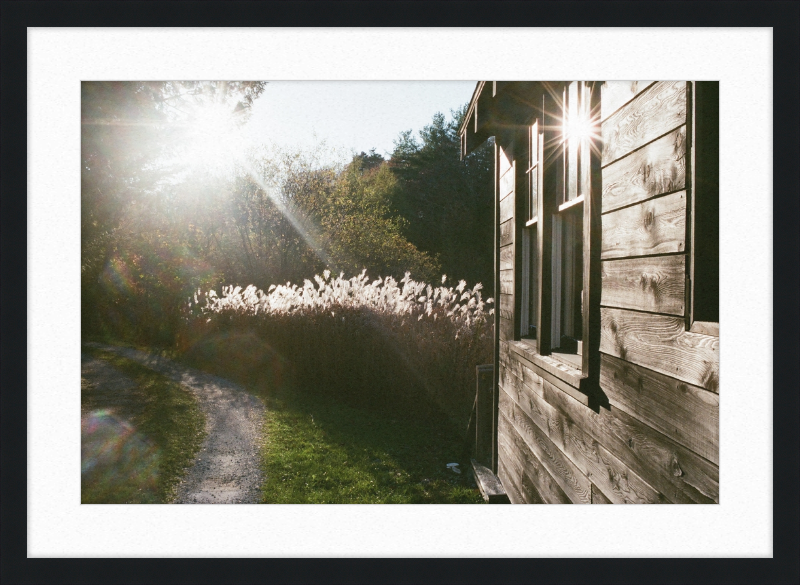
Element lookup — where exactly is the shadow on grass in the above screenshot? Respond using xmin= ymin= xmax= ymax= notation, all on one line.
xmin=175 ymin=331 xmax=484 ymax=503
xmin=260 ymin=387 xmax=483 ymax=504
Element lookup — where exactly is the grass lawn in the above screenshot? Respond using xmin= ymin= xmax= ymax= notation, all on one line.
xmin=259 ymin=388 xmax=484 ymax=504
xmin=81 ymin=348 xmax=205 ymax=503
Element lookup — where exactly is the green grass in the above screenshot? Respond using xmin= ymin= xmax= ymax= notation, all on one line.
xmin=81 ymin=348 xmax=205 ymax=503
xmin=259 ymin=388 xmax=484 ymax=504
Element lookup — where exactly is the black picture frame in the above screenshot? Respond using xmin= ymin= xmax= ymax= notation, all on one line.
xmin=3 ymin=2 xmax=797 ymax=583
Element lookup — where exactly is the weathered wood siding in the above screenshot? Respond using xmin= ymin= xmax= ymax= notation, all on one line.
xmin=594 ymin=80 xmax=719 ymax=501
xmin=497 ymin=141 xmax=515 ymax=343
xmin=494 ymin=81 xmax=719 ymax=505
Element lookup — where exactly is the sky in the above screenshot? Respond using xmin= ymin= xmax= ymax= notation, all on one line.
xmin=244 ymin=81 xmax=477 ymax=162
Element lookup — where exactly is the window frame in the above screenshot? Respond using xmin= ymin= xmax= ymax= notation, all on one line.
xmin=688 ymin=80 xmax=719 ymax=336
xmin=519 ymin=120 xmax=541 ymax=340
xmin=516 ymin=81 xmax=601 ymax=384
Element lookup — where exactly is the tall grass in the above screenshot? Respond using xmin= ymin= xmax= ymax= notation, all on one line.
xmin=179 ymin=270 xmax=493 ymax=431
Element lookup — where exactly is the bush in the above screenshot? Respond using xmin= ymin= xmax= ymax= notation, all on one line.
xmin=179 ymin=270 xmax=493 ymax=431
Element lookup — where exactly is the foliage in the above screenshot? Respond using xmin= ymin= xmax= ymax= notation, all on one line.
xmin=80 ymin=86 xmax=498 ymax=504
xmin=81 ymin=85 xmax=488 ymax=350
xmin=389 ymin=106 xmax=495 ymax=291
xmin=81 ymin=81 xmax=267 ymax=342
xmin=180 ymin=271 xmax=493 ymax=431
xmin=224 ymin=148 xmax=440 ymax=291
xmin=318 ymin=159 xmax=440 ymax=282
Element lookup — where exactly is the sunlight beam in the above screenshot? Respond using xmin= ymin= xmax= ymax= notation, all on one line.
xmin=239 ymin=160 xmax=338 ymax=274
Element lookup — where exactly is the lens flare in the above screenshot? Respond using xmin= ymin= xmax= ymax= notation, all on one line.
xmin=81 ymin=409 xmax=160 ymax=503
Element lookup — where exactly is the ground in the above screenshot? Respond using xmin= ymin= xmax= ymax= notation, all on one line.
xmin=82 ymin=344 xmax=264 ymax=504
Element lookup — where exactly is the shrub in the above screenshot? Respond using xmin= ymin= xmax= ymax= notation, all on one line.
xmin=179 ymin=270 xmax=493 ymax=431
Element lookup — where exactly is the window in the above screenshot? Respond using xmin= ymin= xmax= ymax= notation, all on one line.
xmin=519 ymin=81 xmax=599 ymax=376
xmin=551 ymin=202 xmax=583 ymax=362
xmin=520 ymin=120 xmax=540 ymax=340
xmin=689 ymin=81 xmax=719 ymax=335
xmin=551 ymin=81 xmax=591 ymax=364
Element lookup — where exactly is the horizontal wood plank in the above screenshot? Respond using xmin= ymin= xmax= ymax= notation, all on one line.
xmin=500 ymin=244 xmax=514 ymax=270
xmin=600 ymin=307 xmax=719 ymax=392
xmin=499 ymin=365 xmax=549 ymax=434
xmin=500 ymin=219 xmax=513 ymax=247
xmin=500 ymin=342 xmax=719 ymax=503
xmin=602 ymin=126 xmax=687 ymax=213
xmin=499 ymin=293 xmax=514 ymax=321
xmin=498 ymin=397 xmax=592 ymax=503
xmin=499 ymin=420 xmax=570 ymax=504
xmin=498 ymin=427 xmax=544 ymax=504
xmin=541 ymin=382 xmax=718 ymax=503
xmin=690 ymin=321 xmax=719 ymax=337
xmin=602 ymin=81 xmax=687 ymax=166
xmin=500 ymin=350 xmax=587 ymax=407
xmin=575 ymin=440 xmax=665 ymax=504
xmin=499 ymin=319 xmax=515 ymax=341
xmin=501 ymin=374 xmax=666 ymax=504
xmin=600 ymin=354 xmax=719 ymax=464
xmin=591 ymin=483 xmax=613 ymax=503
xmin=499 ymin=169 xmax=514 ymax=200
xmin=500 ymin=191 xmax=514 ymax=223
xmin=499 ymin=413 xmax=571 ymax=504
xmin=500 ymin=353 xmax=545 ymax=398
xmin=601 ymin=255 xmax=686 ymax=315
xmin=500 ymin=269 xmax=514 ymax=295
xmin=601 ymin=191 xmax=686 ymax=260
xmin=601 ymin=81 xmax=655 ymax=121
xmin=499 ymin=143 xmax=513 ymax=175
xmin=505 ymin=341 xmax=587 ymax=401
xmin=497 ymin=459 xmax=524 ymax=504
xmin=497 ymin=394 xmax=531 ymax=505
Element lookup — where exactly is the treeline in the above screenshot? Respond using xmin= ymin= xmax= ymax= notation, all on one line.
xmin=81 ymin=81 xmax=493 ymax=346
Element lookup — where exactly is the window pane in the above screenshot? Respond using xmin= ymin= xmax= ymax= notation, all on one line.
xmin=520 ymin=226 xmax=538 ymax=339
xmin=551 ymin=206 xmax=583 ymax=353
xmin=528 ymin=225 xmax=538 ymax=339
xmin=566 ymin=81 xmax=579 ymax=202
xmin=528 ymin=122 xmax=539 ymax=223
xmin=560 ymin=206 xmax=583 ymax=345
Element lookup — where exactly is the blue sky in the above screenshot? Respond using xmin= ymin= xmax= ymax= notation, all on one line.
xmin=244 ymin=81 xmax=477 ymax=161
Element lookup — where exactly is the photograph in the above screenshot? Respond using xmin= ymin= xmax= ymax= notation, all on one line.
xmin=80 ymin=79 xmax=719 ymax=505
xmin=10 ymin=13 xmax=791 ymax=579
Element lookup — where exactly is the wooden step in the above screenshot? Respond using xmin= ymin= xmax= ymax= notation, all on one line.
xmin=471 ymin=459 xmax=510 ymax=504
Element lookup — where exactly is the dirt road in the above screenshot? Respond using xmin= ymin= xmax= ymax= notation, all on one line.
xmin=84 ymin=344 xmax=265 ymax=504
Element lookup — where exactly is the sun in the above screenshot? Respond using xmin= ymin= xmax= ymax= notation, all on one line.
xmin=175 ymin=102 xmax=250 ymax=173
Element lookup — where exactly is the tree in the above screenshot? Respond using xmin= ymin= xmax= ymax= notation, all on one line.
xmin=81 ymin=81 xmax=266 ymax=341
xmin=320 ymin=155 xmax=439 ymax=281
xmin=389 ymin=106 xmax=494 ymax=291
xmin=224 ymin=151 xmax=335 ymax=287
xmin=223 ymin=148 xmax=439 ymax=287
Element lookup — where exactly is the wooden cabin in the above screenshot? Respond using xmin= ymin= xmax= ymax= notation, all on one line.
xmin=461 ymin=81 xmax=719 ymax=504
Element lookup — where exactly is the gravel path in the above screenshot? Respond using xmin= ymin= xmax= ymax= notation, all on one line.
xmin=85 ymin=343 xmax=266 ymax=504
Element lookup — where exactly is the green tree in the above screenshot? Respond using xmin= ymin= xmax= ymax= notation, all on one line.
xmin=320 ymin=155 xmax=439 ymax=282
xmin=389 ymin=106 xmax=494 ymax=291
xmin=223 ymin=148 xmax=439 ymax=287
